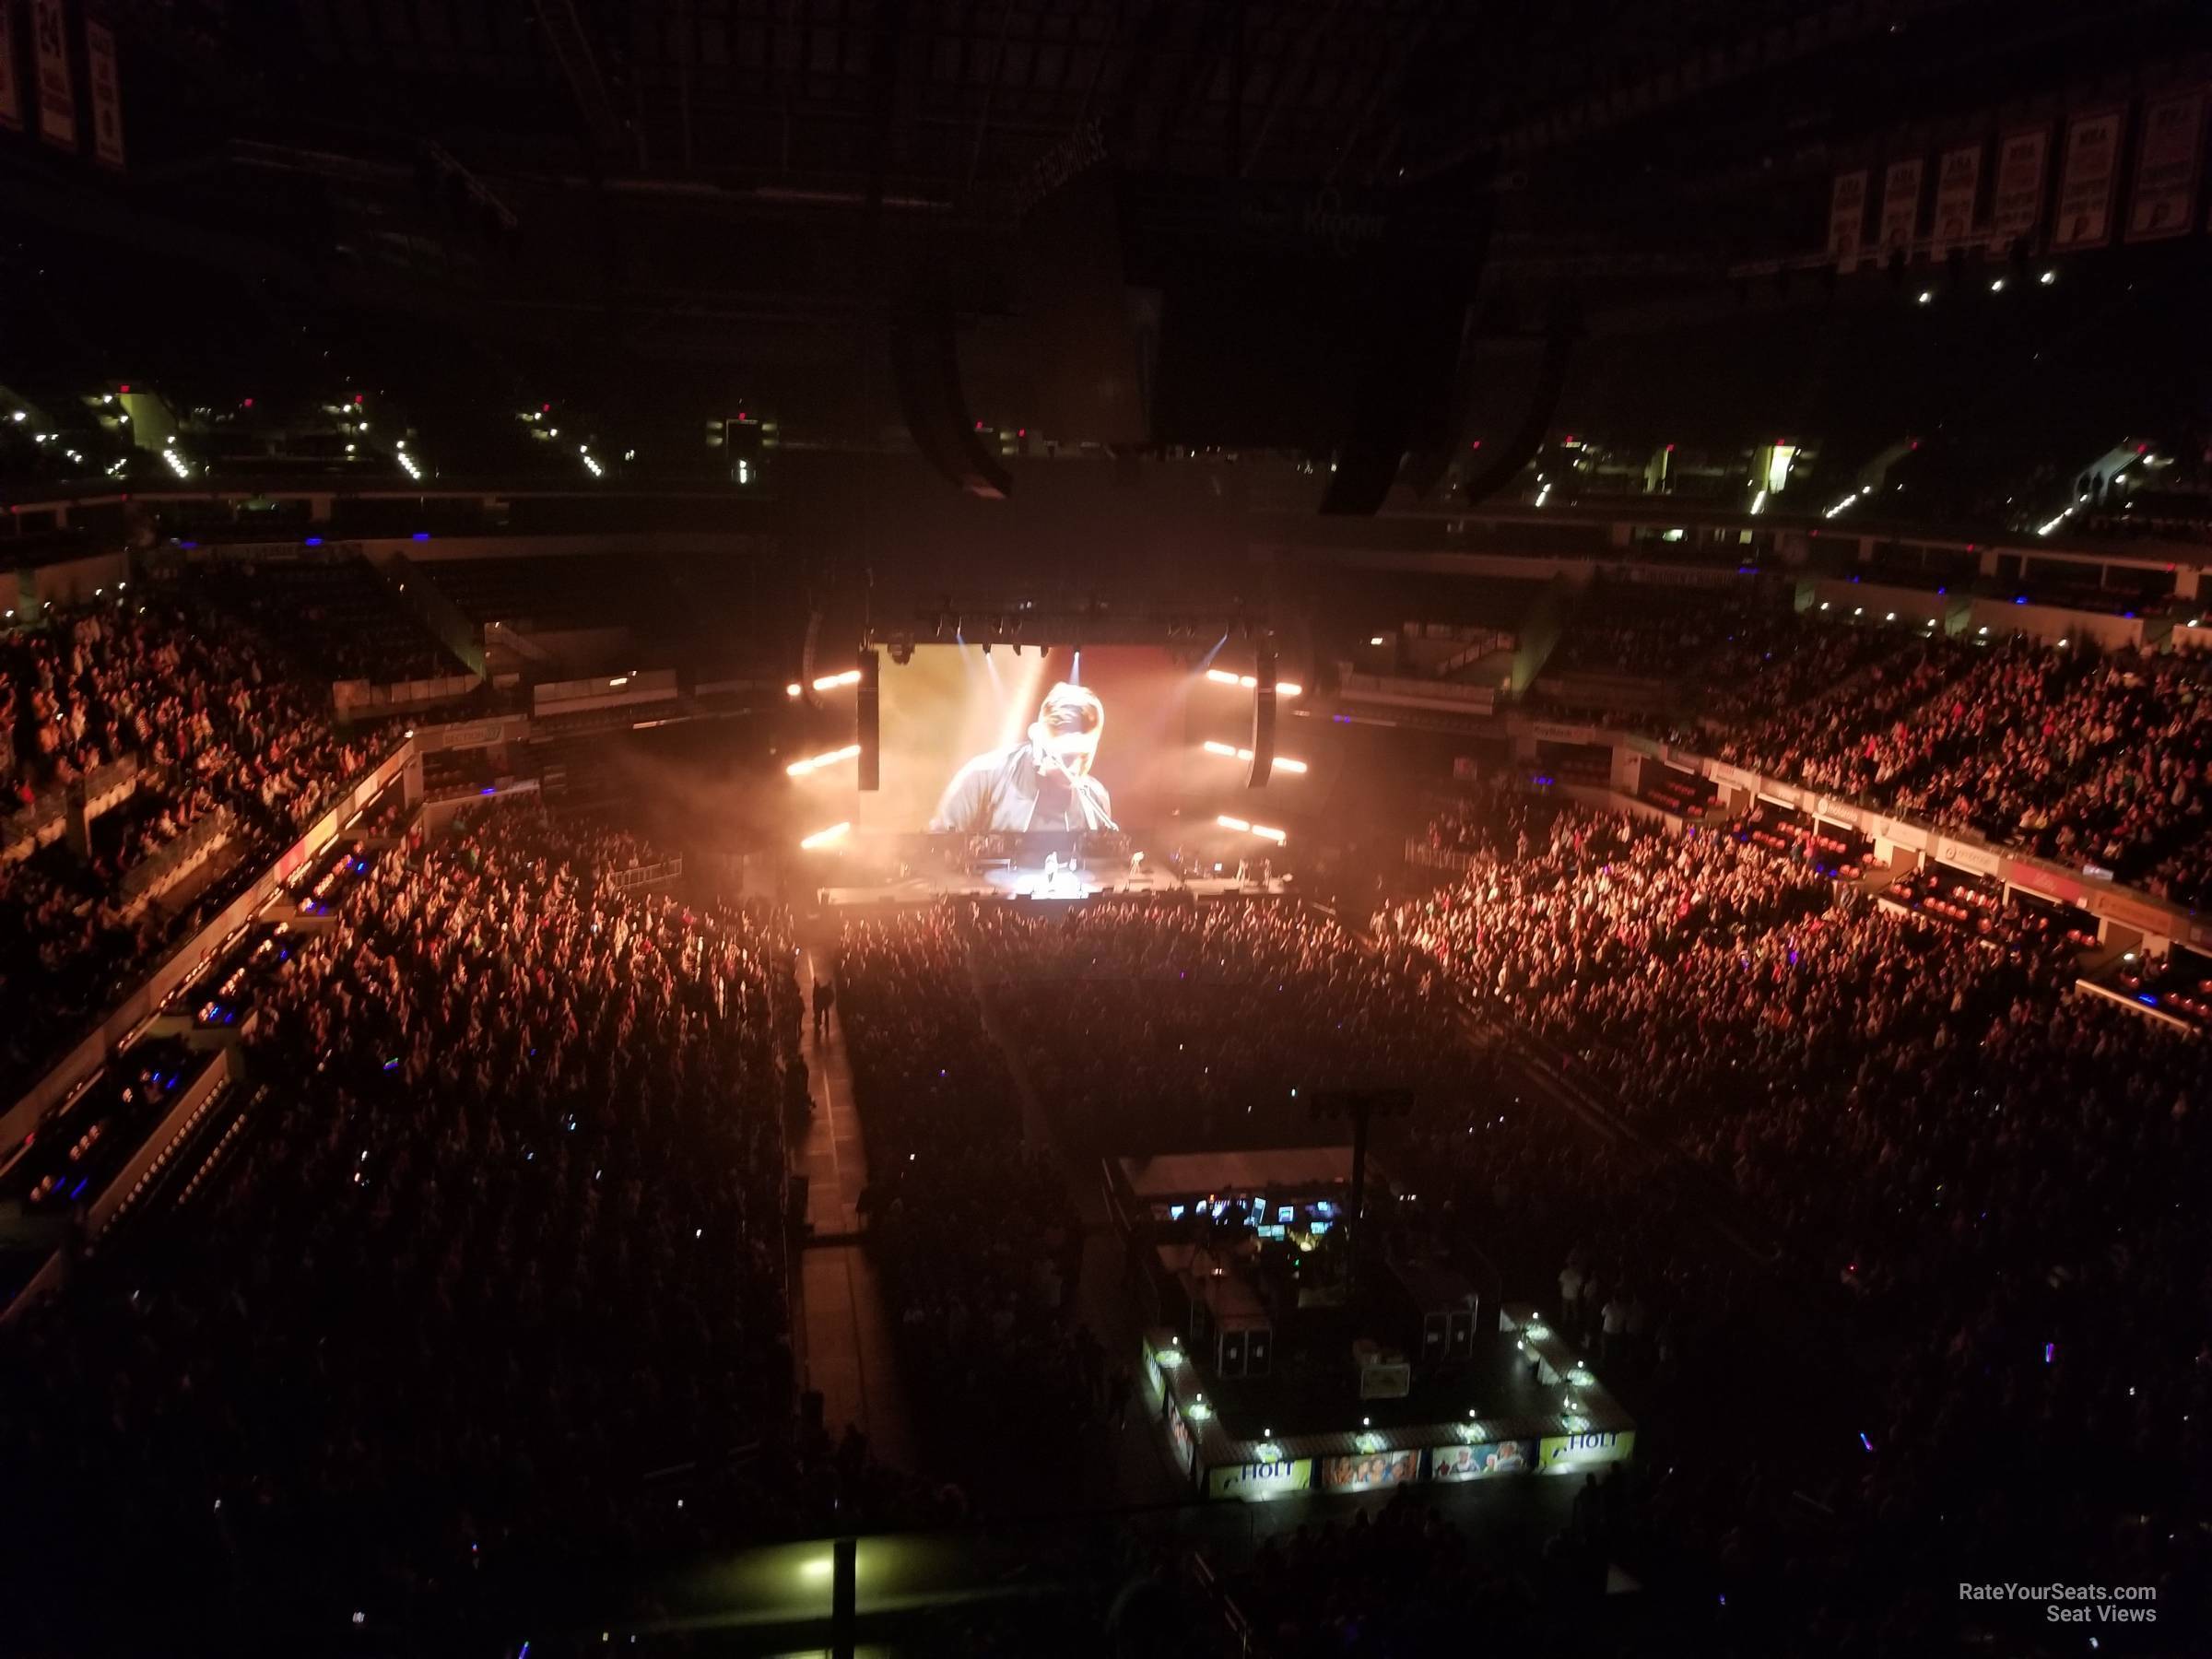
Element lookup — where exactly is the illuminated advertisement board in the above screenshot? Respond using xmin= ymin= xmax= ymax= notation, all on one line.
xmin=1206 ymin=1458 xmax=1314 ymax=1501
xmin=1427 ymin=1440 xmax=1535 ymax=1483
xmin=1538 ymin=1430 xmax=1635 ymax=1471
xmin=1318 ymin=1450 xmax=1418 ymax=1492
xmin=1164 ymin=1394 xmax=1196 ymax=1475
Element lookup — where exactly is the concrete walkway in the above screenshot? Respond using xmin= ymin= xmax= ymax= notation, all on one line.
xmin=789 ymin=945 xmax=913 ymax=1469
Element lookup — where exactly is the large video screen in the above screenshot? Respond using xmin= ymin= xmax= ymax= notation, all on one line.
xmin=861 ymin=645 xmax=1198 ymax=836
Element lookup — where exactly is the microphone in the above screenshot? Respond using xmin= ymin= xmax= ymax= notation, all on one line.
xmin=1034 ymin=742 xmax=1117 ymax=830
xmin=1077 ymin=779 xmax=1119 ymax=832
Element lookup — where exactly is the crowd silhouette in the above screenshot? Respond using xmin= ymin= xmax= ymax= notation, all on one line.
xmin=0 ymin=594 xmax=388 ymax=1098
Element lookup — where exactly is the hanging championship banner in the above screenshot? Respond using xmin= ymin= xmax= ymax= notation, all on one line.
xmin=2050 ymin=109 xmax=2124 ymax=251
xmin=1928 ymin=143 xmax=1983 ymax=259
xmin=1877 ymin=159 xmax=1924 ymax=258
xmin=0 ymin=0 xmax=22 ymax=133
xmin=1986 ymin=125 xmax=2050 ymax=254
xmin=1827 ymin=170 xmax=1868 ymax=272
xmin=2126 ymin=89 xmax=2205 ymax=242
xmin=30 ymin=0 xmax=74 ymax=150
xmin=86 ymin=17 xmax=122 ymax=168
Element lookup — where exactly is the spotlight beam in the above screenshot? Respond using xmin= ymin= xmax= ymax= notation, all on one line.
xmin=1204 ymin=668 xmax=1300 ymax=696
xmin=786 ymin=743 xmax=862 ymax=776
xmin=1202 ymin=741 xmax=1306 ymax=773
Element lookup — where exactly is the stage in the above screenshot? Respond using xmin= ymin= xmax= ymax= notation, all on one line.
xmin=820 ymin=863 xmax=1294 ymax=907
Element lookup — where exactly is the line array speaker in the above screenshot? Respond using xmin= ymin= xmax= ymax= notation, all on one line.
xmin=1459 ymin=324 xmax=1576 ymax=507
xmin=888 ymin=305 xmax=1014 ymax=500
xmin=856 ymin=649 xmax=880 ymax=792
xmin=1247 ymin=644 xmax=1276 ymax=788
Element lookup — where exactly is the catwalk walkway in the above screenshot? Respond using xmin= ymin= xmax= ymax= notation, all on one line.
xmin=787 ymin=944 xmax=913 ymax=1469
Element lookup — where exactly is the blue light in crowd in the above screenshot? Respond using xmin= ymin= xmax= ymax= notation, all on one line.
xmin=412 ymin=532 xmax=430 ymax=541
xmin=2138 ymin=994 xmax=2158 ymax=1006
xmin=304 ymin=536 xmax=323 ymax=547
xmin=178 ymin=539 xmax=197 ymax=549
xmin=479 ymin=786 xmax=496 ymax=795
xmin=2015 ymin=596 xmax=2027 ymax=605
xmin=1859 ymin=1432 xmax=1875 ymax=1453
xmin=2044 ymin=1342 xmax=2055 ymax=1364
xmin=382 ymin=1058 xmax=399 ymax=1072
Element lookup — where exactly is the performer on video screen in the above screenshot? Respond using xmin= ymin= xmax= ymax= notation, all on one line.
xmin=929 ymin=681 xmax=1117 ymax=833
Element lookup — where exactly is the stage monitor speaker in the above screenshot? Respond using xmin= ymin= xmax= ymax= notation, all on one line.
xmin=856 ymin=649 xmax=880 ymax=792
xmin=1247 ymin=645 xmax=1276 ymax=788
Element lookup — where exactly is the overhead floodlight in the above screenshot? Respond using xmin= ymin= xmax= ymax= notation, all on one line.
xmin=1203 ymin=741 xmax=1306 ymax=773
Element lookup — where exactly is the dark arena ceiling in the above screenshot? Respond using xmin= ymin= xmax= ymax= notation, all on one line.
xmin=6 ymin=0 xmax=2208 ymax=475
